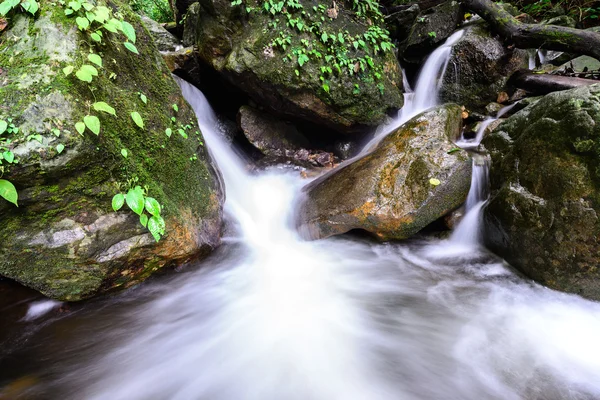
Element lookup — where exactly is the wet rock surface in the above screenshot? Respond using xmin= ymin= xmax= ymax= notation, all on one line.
xmin=181 ymin=0 xmax=404 ymax=134
xmin=0 ymin=2 xmax=223 ymax=301
xmin=299 ymin=104 xmax=471 ymax=240
xmin=439 ymin=25 xmax=529 ymax=112
xmin=484 ymin=84 xmax=600 ymax=300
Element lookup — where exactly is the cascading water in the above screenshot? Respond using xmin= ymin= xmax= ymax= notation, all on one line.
xmin=451 ymin=103 xmax=518 ymax=245
xmin=4 ymin=38 xmax=600 ymax=400
xmin=398 ymin=30 xmax=464 ymax=121
xmin=359 ymin=30 xmax=464 ymax=156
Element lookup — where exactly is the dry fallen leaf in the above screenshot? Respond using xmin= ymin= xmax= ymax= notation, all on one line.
xmin=497 ymin=91 xmax=509 ymax=104
xmin=0 ymin=18 xmax=7 ymax=33
xmin=327 ymin=0 xmax=338 ymax=19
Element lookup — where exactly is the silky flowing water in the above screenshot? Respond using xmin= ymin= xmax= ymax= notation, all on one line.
xmin=1 ymin=35 xmax=600 ymax=400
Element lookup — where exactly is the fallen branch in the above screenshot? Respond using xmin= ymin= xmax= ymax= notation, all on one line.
xmin=508 ymin=70 xmax=599 ymax=95
xmin=462 ymin=0 xmax=600 ymax=61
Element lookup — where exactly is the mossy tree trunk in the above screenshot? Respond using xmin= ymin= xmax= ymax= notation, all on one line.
xmin=463 ymin=0 xmax=600 ymax=61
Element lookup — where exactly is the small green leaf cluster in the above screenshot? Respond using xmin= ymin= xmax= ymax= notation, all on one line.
xmin=0 ymin=119 xmax=19 ymax=206
xmin=60 ymin=0 xmax=139 ymax=55
xmin=0 ymin=0 xmax=39 ymax=17
xmin=129 ymin=0 xmax=173 ymax=23
xmin=112 ymin=186 xmax=166 ymax=242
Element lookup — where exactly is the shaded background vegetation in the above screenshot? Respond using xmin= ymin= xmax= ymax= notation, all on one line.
xmin=129 ymin=0 xmax=173 ymax=22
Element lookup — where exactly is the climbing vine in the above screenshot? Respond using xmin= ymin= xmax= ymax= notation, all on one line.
xmin=231 ymin=0 xmax=393 ymax=94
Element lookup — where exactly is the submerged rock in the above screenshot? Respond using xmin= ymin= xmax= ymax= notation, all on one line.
xmin=181 ymin=0 xmax=404 ymax=134
xmin=440 ymin=25 xmax=529 ymax=112
xmin=298 ymin=104 xmax=471 ymax=240
xmin=484 ymin=84 xmax=600 ymax=300
xmin=0 ymin=2 xmax=223 ymax=301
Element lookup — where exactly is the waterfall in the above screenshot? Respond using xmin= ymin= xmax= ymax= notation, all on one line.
xmin=451 ymin=103 xmax=518 ymax=245
xmin=399 ymin=30 xmax=464 ymax=121
xmin=359 ymin=30 xmax=464 ymax=156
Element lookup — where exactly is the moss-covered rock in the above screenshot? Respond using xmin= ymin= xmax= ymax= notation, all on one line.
xmin=483 ymin=84 xmax=600 ymax=301
xmin=0 ymin=1 xmax=223 ymax=301
xmin=440 ymin=25 xmax=529 ymax=112
xmin=298 ymin=104 xmax=471 ymax=240
xmin=182 ymin=0 xmax=404 ymax=135
xmin=400 ymin=0 xmax=463 ymax=62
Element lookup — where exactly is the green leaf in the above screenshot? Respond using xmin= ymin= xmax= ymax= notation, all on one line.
xmin=123 ymin=41 xmax=139 ymax=55
xmin=62 ymin=65 xmax=74 ymax=76
xmin=75 ymin=121 xmax=86 ymax=135
xmin=139 ymin=93 xmax=147 ymax=104
xmin=112 ymin=193 xmax=125 ymax=211
xmin=76 ymin=16 xmax=89 ymax=30
xmin=84 ymin=115 xmax=101 ymax=135
xmin=0 ymin=1 xmax=13 ymax=16
xmin=75 ymin=65 xmax=98 ymax=83
xmin=139 ymin=213 xmax=148 ymax=228
xmin=121 ymin=148 xmax=128 ymax=158
xmin=144 ymin=197 xmax=161 ymax=216
xmin=447 ymin=147 xmax=461 ymax=154
xmin=90 ymin=32 xmax=102 ymax=42
xmin=56 ymin=143 xmax=65 ymax=154
xmin=93 ymin=101 xmax=116 ymax=116
xmin=429 ymin=178 xmax=441 ymax=186
xmin=64 ymin=8 xmax=73 ymax=15
xmin=103 ymin=17 xmax=122 ymax=33
xmin=126 ymin=186 xmax=144 ymax=215
xmin=76 ymin=69 xmax=92 ymax=83
xmin=120 ymin=20 xmax=136 ymax=43
xmin=130 ymin=112 xmax=144 ymax=129
xmin=148 ymin=215 xmax=165 ymax=241
xmin=68 ymin=1 xmax=81 ymax=11
xmin=81 ymin=64 xmax=98 ymax=76
xmin=82 ymin=2 xmax=94 ymax=11
xmin=0 ymin=120 xmax=7 ymax=135
xmin=2 ymin=150 xmax=14 ymax=163
xmin=0 ymin=179 xmax=18 ymax=206
xmin=165 ymin=128 xmax=172 ymax=137
xmin=94 ymin=6 xmax=110 ymax=22
xmin=22 ymin=0 xmax=39 ymax=15
xmin=172 ymin=104 xmax=178 ymax=112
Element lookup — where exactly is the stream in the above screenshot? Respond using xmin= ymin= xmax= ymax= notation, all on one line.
xmin=1 ymin=33 xmax=600 ymax=400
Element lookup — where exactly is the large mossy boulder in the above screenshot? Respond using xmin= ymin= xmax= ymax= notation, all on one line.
xmin=298 ymin=104 xmax=471 ymax=240
xmin=0 ymin=2 xmax=223 ymax=301
xmin=484 ymin=84 xmax=600 ymax=300
xmin=440 ymin=25 xmax=528 ymax=112
xmin=181 ymin=0 xmax=404 ymax=134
